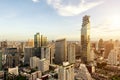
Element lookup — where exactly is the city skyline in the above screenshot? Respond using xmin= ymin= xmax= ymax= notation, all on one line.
xmin=0 ymin=0 xmax=120 ymax=41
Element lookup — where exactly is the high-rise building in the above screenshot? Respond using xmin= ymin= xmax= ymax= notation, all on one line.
xmin=48 ymin=43 xmax=55 ymax=64
xmin=5 ymin=48 xmax=19 ymax=68
xmin=75 ymin=43 xmax=80 ymax=57
xmin=55 ymin=39 xmax=67 ymax=64
xmin=34 ymin=33 xmax=41 ymax=58
xmin=41 ymin=46 xmax=50 ymax=61
xmin=104 ymin=40 xmax=114 ymax=58
xmin=38 ymin=59 xmax=50 ymax=73
xmin=58 ymin=62 xmax=74 ymax=80
xmin=108 ymin=47 xmax=120 ymax=66
xmin=81 ymin=15 xmax=91 ymax=63
xmin=34 ymin=33 xmax=41 ymax=48
xmin=24 ymin=47 xmax=34 ymax=65
xmin=89 ymin=48 xmax=95 ymax=61
xmin=6 ymin=54 xmax=19 ymax=68
xmin=98 ymin=39 xmax=104 ymax=50
xmin=67 ymin=43 xmax=75 ymax=64
xmin=30 ymin=56 xmax=40 ymax=69
xmin=0 ymin=49 xmax=2 ymax=70
xmin=41 ymin=35 xmax=47 ymax=46
xmin=34 ymin=33 xmax=48 ymax=58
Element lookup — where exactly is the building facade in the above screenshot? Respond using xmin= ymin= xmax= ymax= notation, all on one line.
xmin=38 ymin=59 xmax=50 ymax=73
xmin=67 ymin=43 xmax=75 ymax=64
xmin=34 ymin=33 xmax=41 ymax=58
xmin=58 ymin=62 xmax=74 ymax=80
xmin=55 ymin=39 xmax=67 ymax=64
xmin=34 ymin=33 xmax=48 ymax=58
xmin=24 ymin=47 xmax=34 ymax=65
xmin=0 ymin=49 xmax=2 ymax=70
xmin=81 ymin=15 xmax=91 ymax=63
xmin=30 ymin=56 xmax=40 ymax=69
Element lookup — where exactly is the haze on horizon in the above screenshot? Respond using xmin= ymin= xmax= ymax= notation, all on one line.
xmin=0 ymin=0 xmax=120 ymax=41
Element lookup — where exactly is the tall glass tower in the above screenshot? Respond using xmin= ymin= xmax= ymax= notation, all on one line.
xmin=34 ymin=33 xmax=41 ymax=58
xmin=81 ymin=15 xmax=91 ymax=63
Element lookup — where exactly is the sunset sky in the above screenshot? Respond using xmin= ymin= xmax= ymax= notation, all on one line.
xmin=0 ymin=0 xmax=120 ymax=41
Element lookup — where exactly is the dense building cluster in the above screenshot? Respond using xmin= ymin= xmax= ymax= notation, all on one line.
xmin=0 ymin=15 xmax=120 ymax=80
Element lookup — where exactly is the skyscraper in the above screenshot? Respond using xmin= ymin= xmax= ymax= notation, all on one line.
xmin=5 ymin=48 xmax=19 ymax=68
xmin=104 ymin=40 xmax=114 ymax=58
xmin=34 ymin=33 xmax=48 ymax=58
xmin=34 ymin=33 xmax=41 ymax=48
xmin=58 ymin=62 xmax=74 ymax=80
xmin=34 ymin=33 xmax=41 ymax=57
xmin=81 ymin=15 xmax=91 ymax=63
xmin=24 ymin=47 xmax=34 ymax=65
xmin=98 ymin=39 xmax=104 ymax=50
xmin=0 ymin=49 xmax=2 ymax=70
xmin=67 ymin=43 xmax=75 ymax=64
xmin=41 ymin=35 xmax=47 ymax=46
xmin=55 ymin=39 xmax=67 ymax=64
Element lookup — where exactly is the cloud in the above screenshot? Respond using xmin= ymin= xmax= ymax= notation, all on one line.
xmin=47 ymin=0 xmax=103 ymax=16
xmin=31 ymin=0 xmax=103 ymax=16
xmin=32 ymin=0 xmax=40 ymax=3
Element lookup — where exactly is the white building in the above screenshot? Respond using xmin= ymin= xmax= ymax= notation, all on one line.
xmin=30 ymin=56 xmax=40 ymax=69
xmin=108 ymin=48 xmax=120 ymax=65
xmin=58 ymin=62 xmax=74 ymax=80
xmin=41 ymin=46 xmax=50 ymax=60
xmin=75 ymin=64 xmax=93 ymax=80
xmin=8 ymin=66 xmax=19 ymax=75
xmin=67 ymin=43 xmax=75 ymax=64
xmin=38 ymin=59 xmax=50 ymax=72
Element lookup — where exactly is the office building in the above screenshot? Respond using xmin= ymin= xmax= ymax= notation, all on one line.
xmin=48 ymin=43 xmax=55 ymax=64
xmin=108 ymin=48 xmax=120 ymax=65
xmin=98 ymin=39 xmax=104 ymax=50
xmin=55 ymin=39 xmax=67 ymax=64
xmin=104 ymin=40 xmax=114 ymax=58
xmin=30 ymin=56 xmax=40 ymax=69
xmin=41 ymin=35 xmax=47 ymax=46
xmin=24 ymin=47 xmax=34 ymax=65
xmin=38 ymin=59 xmax=50 ymax=73
xmin=0 ymin=49 xmax=2 ymax=70
xmin=34 ymin=33 xmax=48 ymax=58
xmin=74 ymin=43 xmax=80 ymax=57
xmin=6 ymin=54 xmax=19 ymax=68
xmin=5 ymin=48 xmax=19 ymax=68
xmin=58 ymin=62 xmax=74 ymax=80
xmin=67 ymin=43 xmax=75 ymax=64
xmin=81 ymin=15 xmax=91 ymax=63
xmin=41 ymin=46 xmax=50 ymax=61
xmin=34 ymin=33 xmax=41 ymax=57
xmin=89 ymin=48 xmax=95 ymax=61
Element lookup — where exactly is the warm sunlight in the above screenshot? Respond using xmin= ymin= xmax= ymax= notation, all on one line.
xmin=110 ymin=15 xmax=120 ymax=28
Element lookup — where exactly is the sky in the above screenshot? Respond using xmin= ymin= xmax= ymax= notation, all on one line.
xmin=0 ymin=0 xmax=120 ymax=41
